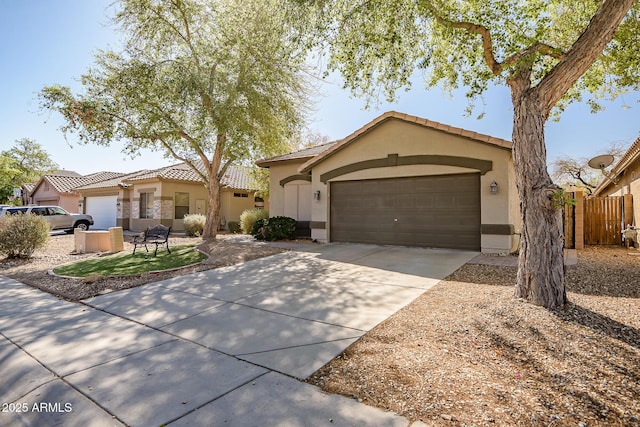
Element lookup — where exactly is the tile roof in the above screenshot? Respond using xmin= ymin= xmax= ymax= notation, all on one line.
xmin=125 ymin=162 xmax=203 ymax=183
xmin=75 ymin=170 xmax=152 ymax=190
xmin=75 ymin=162 xmax=257 ymax=191
xmin=39 ymin=171 xmax=125 ymax=194
xmin=21 ymin=182 xmax=36 ymax=193
xmin=256 ymin=142 xmax=337 ymax=167
xmin=52 ymin=170 xmax=82 ymax=177
xmin=221 ymin=165 xmax=254 ymax=190
xmin=299 ymin=111 xmax=513 ymax=173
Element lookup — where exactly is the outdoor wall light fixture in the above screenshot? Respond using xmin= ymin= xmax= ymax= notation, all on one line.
xmin=490 ymin=181 xmax=498 ymax=194
xmin=313 ymin=190 xmax=321 ymax=201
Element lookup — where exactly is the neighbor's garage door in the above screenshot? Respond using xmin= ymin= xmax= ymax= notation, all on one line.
xmin=85 ymin=195 xmax=117 ymax=230
xmin=330 ymin=174 xmax=480 ymax=250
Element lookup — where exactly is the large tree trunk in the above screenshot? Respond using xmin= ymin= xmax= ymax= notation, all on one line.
xmin=201 ymin=133 xmax=226 ymax=241
xmin=505 ymin=0 xmax=635 ymax=310
xmin=202 ymin=176 xmax=221 ymax=240
xmin=511 ymin=89 xmax=566 ymax=309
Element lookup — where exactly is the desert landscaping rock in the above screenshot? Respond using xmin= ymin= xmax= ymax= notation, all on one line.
xmin=309 ymin=246 xmax=640 ymax=426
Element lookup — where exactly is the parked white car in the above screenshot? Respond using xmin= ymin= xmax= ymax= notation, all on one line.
xmin=0 ymin=205 xmax=94 ymax=232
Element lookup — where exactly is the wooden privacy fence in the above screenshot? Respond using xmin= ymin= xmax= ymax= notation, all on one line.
xmin=584 ymin=196 xmax=623 ymax=245
xmin=564 ymin=193 xmax=634 ymax=248
xmin=563 ymin=201 xmax=576 ymax=248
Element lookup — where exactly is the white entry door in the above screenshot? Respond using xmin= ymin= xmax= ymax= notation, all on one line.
xmin=284 ymin=183 xmax=311 ymax=221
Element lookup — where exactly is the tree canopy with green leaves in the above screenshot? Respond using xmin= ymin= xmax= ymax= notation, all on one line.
xmin=0 ymin=138 xmax=58 ymax=203
xmin=290 ymin=0 xmax=639 ymax=308
xmin=41 ymin=0 xmax=311 ymax=239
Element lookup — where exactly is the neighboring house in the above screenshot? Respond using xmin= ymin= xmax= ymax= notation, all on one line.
xmin=19 ymin=182 xmax=36 ymax=206
xmin=75 ymin=162 xmax=263 ymax=232
xmin=27 ymin=170 xmax=124 ymax=213
xmin=258 ymin=111 xmax=520 ymax=253
xmin=592 ymin=136 xmax=639 ymax=227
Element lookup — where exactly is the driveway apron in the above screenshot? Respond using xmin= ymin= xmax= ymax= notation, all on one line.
xmin=0 ymin=244 xmax=476 ymax=426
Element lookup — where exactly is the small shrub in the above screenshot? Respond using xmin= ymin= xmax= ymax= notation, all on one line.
xmin=0 ymin=213 xmax=50 ymax=259
xmin=183 ymin=213 xmax=206 ymax=237
xmin=251 ymin=216 xmax=297 ymax=241
xmin=251 ymin=218 xmax=267 ymax=239
xmin=240 ymin=208 xmax=269 ymax=234
xmin=227 ymin=221 xmax=241 ymax=233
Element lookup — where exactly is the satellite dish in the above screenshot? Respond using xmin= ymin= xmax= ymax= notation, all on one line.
xmin=588 ymin=154 xmax=618 ymax=185
xmin=588 ymin=154 xmax=615 ymax=170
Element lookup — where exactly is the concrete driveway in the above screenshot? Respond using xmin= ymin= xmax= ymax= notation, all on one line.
xmin=0 ymin=243 xmax=476 ymax=426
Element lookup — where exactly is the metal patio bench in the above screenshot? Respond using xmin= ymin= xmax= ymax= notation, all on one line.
xmin=132 ymin=225 xmax=171 ymax=256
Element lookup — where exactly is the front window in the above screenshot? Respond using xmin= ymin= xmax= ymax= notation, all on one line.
xmin=140 ymin=192 xmax=154 ymax=219
xmin=175 ymin=192 xmax=189 ymax=219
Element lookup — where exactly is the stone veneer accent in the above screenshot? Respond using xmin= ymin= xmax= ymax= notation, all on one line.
xmin=153 ymin=200 xmax=162 ymax=219
xmin=117 ymin=199 xmax=131 ymax=220
xmin=161 ymin=199 xmax=173 ymax=220
xmin=131 ymin=201 xmax=140 ymax=219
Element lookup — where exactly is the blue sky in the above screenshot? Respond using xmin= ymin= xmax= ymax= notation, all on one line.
xmin=2 ymin=1 xmax=639 ymax=175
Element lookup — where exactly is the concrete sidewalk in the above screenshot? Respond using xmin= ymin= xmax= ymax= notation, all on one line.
xmin=0 ymin=244 xmax=476 ymax=426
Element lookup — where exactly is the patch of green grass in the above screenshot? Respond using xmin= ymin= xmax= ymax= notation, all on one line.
xmin=53 ymin=244 xmax=206 ymax=277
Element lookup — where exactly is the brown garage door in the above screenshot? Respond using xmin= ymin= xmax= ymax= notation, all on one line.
xmin=330 ymin=173 xmax=480 ymax=250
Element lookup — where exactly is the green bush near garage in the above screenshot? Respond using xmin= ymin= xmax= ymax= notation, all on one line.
xmin=251 ymin=216 xmax=297 ymax=241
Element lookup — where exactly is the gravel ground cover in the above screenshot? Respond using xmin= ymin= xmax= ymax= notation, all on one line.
xmin=2 ymin=237 xmax=639 ymax=426
xmin=308 ymin=246 xmax=640 ymax=426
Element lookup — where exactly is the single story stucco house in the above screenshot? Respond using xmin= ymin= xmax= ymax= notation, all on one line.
xmin=257 ymin=111 xmax=521 ymax=253
xmin=592 ymin=136 xmax=639 ymax=227
xmin=26 ymin=170 xmax=125 ymax=213
xmin=75 ymin=162 xmax=264 ymax=232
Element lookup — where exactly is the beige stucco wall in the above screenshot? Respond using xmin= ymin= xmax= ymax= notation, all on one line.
xmin=265 ymin=161 xmax=310 ymax=218
xmin=30 ymin=184 xmax=80 ymax=213
xmin=78 ymin=180 xmax=262 ymax=232
xmin=219 ymin=189 xmax=262 ymax=229
xmin=158 ymin=181 xmax=208 ymax=231
xmin=599 ymin=157 xmax=640 ymax=227
xmin=632 ymin=178 xmax=640 ymax=226
xmin=57 ymin=194 xmax=81 ymax=213
xmin=127 ymin=180 xmax=260 ymax=232
xmin=307 ymin=119 xmax=518 ymax=253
